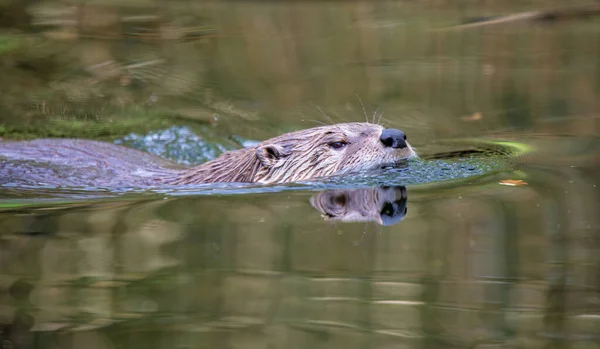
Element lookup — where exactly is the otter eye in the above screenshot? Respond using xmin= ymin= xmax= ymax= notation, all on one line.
xmin=329 ymin=141 xmax=347 ymax=150
xmin=334 ymin=195 xmax=346 ymax=206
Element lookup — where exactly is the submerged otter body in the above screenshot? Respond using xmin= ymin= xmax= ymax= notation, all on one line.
xmin=0 ymin=123 xmax=416 ymax=187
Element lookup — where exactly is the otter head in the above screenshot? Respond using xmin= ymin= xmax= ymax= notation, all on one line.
xmin=253 ymin=122 xmax=416 ymax=183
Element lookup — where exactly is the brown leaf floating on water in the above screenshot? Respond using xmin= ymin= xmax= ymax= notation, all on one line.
xmin=499 ymin=179 xmax=528 ymax=186
xmin=461 ymin=112 xmax=482 ymax=121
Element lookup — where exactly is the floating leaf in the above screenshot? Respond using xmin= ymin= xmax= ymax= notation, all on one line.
xmin=499 ymin=179 xmax=528 ymax=186
xmin=461 ymin=112 xmax=482 ymax=121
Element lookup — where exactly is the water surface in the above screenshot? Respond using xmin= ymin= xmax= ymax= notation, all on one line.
xmin=1 ymin=2 xmax=599 ymax=349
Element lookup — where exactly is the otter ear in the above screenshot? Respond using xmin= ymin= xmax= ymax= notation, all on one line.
xmin=256 ymin=144 xmax=290 ymax=167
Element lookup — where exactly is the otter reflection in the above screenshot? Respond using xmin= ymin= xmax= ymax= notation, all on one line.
xmin=310 ymin=186 xmax=408 ymax=226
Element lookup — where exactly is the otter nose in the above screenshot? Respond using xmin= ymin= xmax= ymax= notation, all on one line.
xmin=380 ymin=129 xmax=407 ymax=149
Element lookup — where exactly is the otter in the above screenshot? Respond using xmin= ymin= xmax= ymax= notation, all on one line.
xmin=0 ymin=122 xmax=416 ymax=187
xmin=310 ymin=186 xmax=408 ymax=226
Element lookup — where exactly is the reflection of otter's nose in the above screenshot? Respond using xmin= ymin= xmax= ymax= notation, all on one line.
xmin=380 ymin=201 xmax=408 ymax=226
xmin=380 ymin=129 xmax=407 ymax=149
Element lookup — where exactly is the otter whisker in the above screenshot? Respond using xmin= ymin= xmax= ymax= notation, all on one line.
xmin=371 ymin=107 xmax=380 ymax=124
xmin=352 ymin=223 xmax=368 ymax=246
xmin=306 ymin=119 xmax=329 ymax=127
xmin=354 ymin=94 xmax=369 ymax=124
xmin=309 ymin=103 xmax=335 ymax=125
xmin=377 ymin=111 xmax=385 ymax=125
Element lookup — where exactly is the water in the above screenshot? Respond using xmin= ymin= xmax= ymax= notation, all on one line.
xmin=1 ymin=2 xmax=600 ymax=349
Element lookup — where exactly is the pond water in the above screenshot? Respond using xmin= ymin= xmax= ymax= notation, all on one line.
xmin=1 ymin=2 xmax=600 ymax=349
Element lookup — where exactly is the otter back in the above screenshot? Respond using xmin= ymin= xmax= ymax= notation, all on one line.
xmin=0 ymin=139 xmax=183 ymax=187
